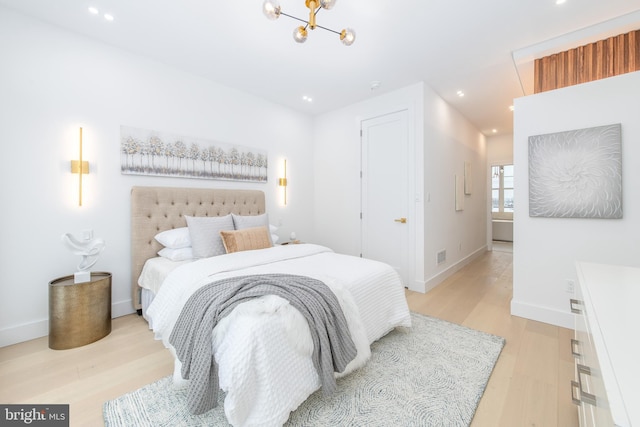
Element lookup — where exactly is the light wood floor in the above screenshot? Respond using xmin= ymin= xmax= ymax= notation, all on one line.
xmin=0 ymin=247 xmax=578 ymax=427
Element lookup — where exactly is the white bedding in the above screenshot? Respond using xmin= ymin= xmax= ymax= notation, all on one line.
xmin=146 ymin=243 xmax=411 ymax=427
xmin=138 ymin=257 xmax=193 ymax=321
xmin=138 ymin=256 xmax=192 ymax=295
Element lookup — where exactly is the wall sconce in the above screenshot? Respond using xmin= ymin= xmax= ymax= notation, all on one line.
xmin=278 ymin=158 xmax=288 ymax=205
xmin=70 ymin=127 xmax=89 ymax=207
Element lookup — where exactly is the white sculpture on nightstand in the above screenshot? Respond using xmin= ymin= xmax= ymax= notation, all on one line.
xmin=62 ymin=232 xmax=106 ymax=283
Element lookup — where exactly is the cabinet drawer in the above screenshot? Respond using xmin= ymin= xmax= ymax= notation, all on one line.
xmin=571 ymin=296 xmax=614 ymax=427
xmin=574 ymin=262 xmax=640 ymax=426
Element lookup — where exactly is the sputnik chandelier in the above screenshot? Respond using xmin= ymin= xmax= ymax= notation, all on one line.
xmin=262 ymin=0 xmax=356 ymax=46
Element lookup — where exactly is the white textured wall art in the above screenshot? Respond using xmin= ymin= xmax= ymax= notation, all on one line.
xmin=455 ymin=174 xmax=464 ymax=211
xmin=528 ymin=123 xmax=622 ymax=218
xmin=464 ymin=161 xmax=472 ymax=195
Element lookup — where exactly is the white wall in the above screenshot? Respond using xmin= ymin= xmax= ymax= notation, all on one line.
xmin=487 ymin=134 xmax=513 ymax=167
xmin=512 ymin=71 xmax=640 ymax=329
xmin=313 ymin=82 xmax=487 ymax=293
xmin=422 ymin=86 xmax=488 ymax=291
xmin=0 ymin=7 xmax=315 ymax=346
xmin=312 ymin=84 xmax=423 ymax=250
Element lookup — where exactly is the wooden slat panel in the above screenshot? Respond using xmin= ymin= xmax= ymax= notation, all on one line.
xmin=630 ymin=31 xmax=637 ymax=70
xmin=542 ymin=56 xmax=555 ymax=91
xmin=533 ymin=58 xmax=542 ymax=93
xmin=583 ymin=43 xmax=593 ymax=83
xmin=616 ymin=34 xmax=626 ymax=75
xmin=607 ymin=36 xmax=616 ymax=77
xmin=630 ymin=30 xmax=639 ymax=70
xmin=534 ymin=29 xmax=640 ymax=93
xmin=566 ymin=48 xmax=577 ymax=86
xmin=595 ymin=40 xmax=605 ymax=79
xmin=576 ymin=45 xmax=585 ymax=86
xmin=557 ymin=51 xmax=566 ymax=88
xmin=610 ymin=35 xmax=617 ymax=75
xmin=547 ymin=55 xmax=557 ymax=92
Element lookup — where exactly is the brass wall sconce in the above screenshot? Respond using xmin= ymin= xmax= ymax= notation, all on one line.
xmin=279 ymin=159 xmax=288 ymax=205
xmin=70 ymin=127 xmax=89 ymax=206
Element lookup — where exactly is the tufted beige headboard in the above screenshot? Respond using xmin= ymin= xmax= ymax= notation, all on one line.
xmin=130 ymin=186 xmax=266 ymax=310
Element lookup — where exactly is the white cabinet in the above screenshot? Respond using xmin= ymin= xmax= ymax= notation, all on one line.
xmin=573 ymin=262 xmax=640 ymax=427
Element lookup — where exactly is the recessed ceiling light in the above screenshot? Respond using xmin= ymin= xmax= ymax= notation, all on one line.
xmin=104 ymin=13 xmax=114 ymax=21
xmin=492 ymin=129 xmax=498 ymax=133
xmin=302 ymin=95 xmax=313 ymax=103
xmin=88 ymin=7 xmax=99 ymax=15
xmin=509 ymin=105 xmax=515 ymax=111
xmin=556 ymin=0 xmax=566 ymax=4
xmin=456 ymin=90 xmax=464 ymax=97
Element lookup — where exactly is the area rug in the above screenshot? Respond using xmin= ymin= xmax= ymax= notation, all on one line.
xmin=104 ymin=312 xmax=504 ymax=427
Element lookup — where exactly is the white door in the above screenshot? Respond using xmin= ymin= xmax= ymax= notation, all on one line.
xmin=361 ymin=110 xmax=410 ymax=286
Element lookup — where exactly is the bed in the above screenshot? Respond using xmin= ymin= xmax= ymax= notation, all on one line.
xmin=131 ymin=186 xmax=412 ymax=427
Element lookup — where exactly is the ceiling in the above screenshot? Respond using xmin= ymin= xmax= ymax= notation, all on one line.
xmin=2 ymin=0 xmax=640 ymax=136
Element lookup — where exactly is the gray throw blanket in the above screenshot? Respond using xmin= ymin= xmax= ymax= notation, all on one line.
xmin=168 ymin=273 xmax=358 ymax=415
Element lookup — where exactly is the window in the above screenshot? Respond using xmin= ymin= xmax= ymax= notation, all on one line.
xmin=491 ymin=165 xmax=513 ymax=219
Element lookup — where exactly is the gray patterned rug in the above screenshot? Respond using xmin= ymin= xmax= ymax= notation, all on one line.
xmin=104 ymin=312 xmax=504 ymax=426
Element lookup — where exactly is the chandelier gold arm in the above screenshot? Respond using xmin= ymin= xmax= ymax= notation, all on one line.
xmin=305 ymin=0 xmax=318 ymax=29
xmin=263 ymin=0 xmax=354 ymax=45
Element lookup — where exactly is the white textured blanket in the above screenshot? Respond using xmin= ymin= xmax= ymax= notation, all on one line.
xmin=169 ymin=274 xmax=357 ymax=415
xmin=146 ymin=244 xmax=411 ymax=427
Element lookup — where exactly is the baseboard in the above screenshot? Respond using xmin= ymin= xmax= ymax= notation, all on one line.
xmin=0 ymin=300 xmax=136 ymax=348
xmin=112 ymin=299 xmax=135 ymax=318
xmin=407 ymin=280 xmax=427 ymax=293
xmin=0 ymin=318 xmax=48 ymax=348
xmin=510 ymin=299 xmax=574 ymax=329
xmin=412 ymin=245 xmax=487 ymax=294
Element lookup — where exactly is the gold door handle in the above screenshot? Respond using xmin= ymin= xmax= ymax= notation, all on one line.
xmin=394 ymin=217 xmax=407 ymax=224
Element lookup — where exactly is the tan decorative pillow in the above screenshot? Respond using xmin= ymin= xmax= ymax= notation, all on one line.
xmin=220 ymin=226 xmax=273 ymax=254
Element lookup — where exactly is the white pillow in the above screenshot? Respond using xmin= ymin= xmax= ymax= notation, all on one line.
xmin=271 ymin=234 xmax=280 ymax=244
xmin=155 ymin=227 xmax=191 ymax=249
xmin=186 ymin=215 xmax=234 ymax=258
xmin=232 ymin=213 xmax=274 ymax=245
xmin=158 ymin=247 xmax=194 ymax=261
xmin=269 ymin=224 xmax=278 ymax=233
xmin=232 ymin=213 xmax=269 ymax=230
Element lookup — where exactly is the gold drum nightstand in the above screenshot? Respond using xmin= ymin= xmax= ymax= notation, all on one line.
xmin=48 ymin=272 xmax=112 ymax=350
